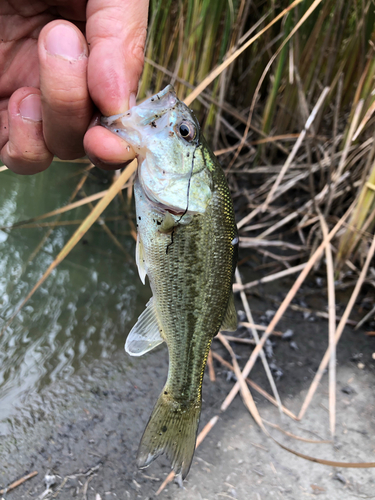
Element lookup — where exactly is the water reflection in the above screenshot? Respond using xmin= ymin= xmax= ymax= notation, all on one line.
xmin=0 ymin=162 xmax=149 ymax=432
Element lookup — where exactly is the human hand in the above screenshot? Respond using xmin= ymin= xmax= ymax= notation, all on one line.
xmin=0 ymin=0 xmax=149 ymax=174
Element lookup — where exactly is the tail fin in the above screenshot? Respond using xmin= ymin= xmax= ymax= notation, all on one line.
xmin=136 ymin=391 xmax=201 ymax=479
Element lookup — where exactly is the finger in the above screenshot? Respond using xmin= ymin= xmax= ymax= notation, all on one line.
xmin=84 ymin=125 xmax=136 ymax=170
xmin=38 ymin=20 xmax=93 ymax=160
xmin=86 ymin=0 xmax=149 ymax=115
xmin=0 ymin=88 xmax=53 ymax=175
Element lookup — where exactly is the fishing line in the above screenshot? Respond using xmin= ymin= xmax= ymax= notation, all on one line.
xmin=166 ymin=143 xmax=199 ymax=254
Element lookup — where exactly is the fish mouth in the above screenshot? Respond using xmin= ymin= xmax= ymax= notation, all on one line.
xmin=101 ymin=85 xmax=178 ymax=147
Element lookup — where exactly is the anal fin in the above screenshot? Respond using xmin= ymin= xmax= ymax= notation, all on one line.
xmin=220 ymin=292 xmax=237 ymax=332
xmin=159 ymin=212 xmax=176 ymax=233
xmin=125 ymin=297 xmax=164 ymax=356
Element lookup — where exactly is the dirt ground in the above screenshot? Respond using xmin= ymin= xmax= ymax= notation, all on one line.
xmin=1 ymin=280 xmax=375 ymax=500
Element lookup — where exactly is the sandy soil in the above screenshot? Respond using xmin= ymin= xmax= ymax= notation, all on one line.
xmin=1 ymin=284 xmax=375 ymax=500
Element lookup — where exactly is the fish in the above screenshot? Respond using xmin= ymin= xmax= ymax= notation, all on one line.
xmin=101 ymin=85 xmax=238 ymax=479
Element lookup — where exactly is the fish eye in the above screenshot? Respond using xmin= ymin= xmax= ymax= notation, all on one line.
xmin=177 ymin=121 xmax=196 ymax=142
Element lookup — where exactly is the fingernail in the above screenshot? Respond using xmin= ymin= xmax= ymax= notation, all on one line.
xmin=45 ymin=24 xmax=86 ymax=60
xmin=129 ymin=93 xmax=137 ymax=109
xmin=19 ymin=94 xmax=42 ymax=121
xmin=88 ymin=111 xmax=101 ymax=130
xmin=89 ymin=155 xmax=134 ymax=171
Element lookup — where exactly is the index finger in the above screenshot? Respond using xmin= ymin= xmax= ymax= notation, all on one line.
xmin=86 ymin=0 xmax=149 ymax=116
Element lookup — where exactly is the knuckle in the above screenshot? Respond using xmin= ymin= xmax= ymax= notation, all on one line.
xmin=45 ymin=87 xmax=90 ymax=119
xmin=7 ymin=138 xmax=51 ymax=165
xmin=10 ymin=148 xmax=50 ymax=165
xmin=6 ymin=151 xmax=52 ymax=174
xmin=127 ymin=27 xmax=147 ymax=68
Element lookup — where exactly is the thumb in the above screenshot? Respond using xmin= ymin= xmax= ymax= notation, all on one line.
xmin=86 ymin=0 xmax=149 ymax=116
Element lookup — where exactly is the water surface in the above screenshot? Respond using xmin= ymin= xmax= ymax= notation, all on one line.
xmin=0 ymin=162 xmax=149 ymax=434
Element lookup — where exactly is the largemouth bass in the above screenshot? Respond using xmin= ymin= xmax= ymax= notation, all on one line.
xmin=102 ymin=85 xmax=238 ymax=479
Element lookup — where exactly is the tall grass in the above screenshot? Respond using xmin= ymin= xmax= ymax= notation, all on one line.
xmin=140 ymin=0 xmax=375 ymax=264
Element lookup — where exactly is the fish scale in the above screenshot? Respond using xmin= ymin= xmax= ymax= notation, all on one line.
xmin=101 ymin=85 xmax=238 ymax=479
xmin=136 ymin=152 xmax=235 ymax=403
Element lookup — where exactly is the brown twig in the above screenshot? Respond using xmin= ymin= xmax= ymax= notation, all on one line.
xmin=235 ymin=269 xmax=283 ymax=416
xmin=239 ymin=322 xmax=283 ymax=336
xmin=211 ymin=351 xmax=297 ymax=420
xmin=233 ymin=263 xmax=307 ymax=292
xmin=318 ymin=212 xmax=337 ymax=436
xmin=207 ymin=349 xmax=216 ymax=382
xmin=261 ymin=87 xmax=329 ymax=211
xmin=0 ymin=471 xmax=38 ymax=495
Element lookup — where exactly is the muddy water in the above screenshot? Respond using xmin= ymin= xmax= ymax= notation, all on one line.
xmin=0 ymin=162 xmax=150 ymax=435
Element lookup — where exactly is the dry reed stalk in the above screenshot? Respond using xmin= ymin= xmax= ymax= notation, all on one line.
xmin=218 ymin=332 xmax=267 ymax=430
xmin=217 ymin=335 xmax=255 ymax=345
xmin=262 ymin=87 xmax=330 ymax=211
xmin=207 ymin=349 xmax=216 ymax=382
xmin=334 ymin=100 xmax=364 ymax=182
xmin=355 ymin=304 xmax=375 ymax=331
xmin=254 ymin=168 xmax=352 ymax=240
xmin=298 ymin=234 xmax=375 ymax=420
xmin=211 ymin=351 xmax=297 ymax=420
xmin=82 ymin=189 xmax=133 ymax=262
xmin=236 ymin=153 xmax=334 ymax=231
xmin=285 ymin=303 xmax=356 ymax=327
xmin=0 ymin=183 xmax=131 ymax=231
xmin=233 ymin=263 xmax=307 ymax=292
xmin=318 ymin=213 xmax=337 ymax=436
xmin=239 ymin=238 xmax=304 ymax=250
xmin=353 ymin=100 xmax=375 ymax=141
xmin=262 ymin=420 xmax=331 ymax=444
xmin=235 ymin=268 xmax=283 ymax=416
xmin=239 ymin=322 xmax=282 ymax=336
xmin=11 ymin=216 xmax=124 ymax=229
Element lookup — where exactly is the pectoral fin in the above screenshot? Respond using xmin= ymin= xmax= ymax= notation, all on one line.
xmin=159 ymin=212 xmax=176 ymax=233
xmin=220 ymin=293 xmax=237 ymax=332
xmin=125 ymin=297 xmax=165 ymax=356
xmin=136 ymin=234 xmax=147 ymax=284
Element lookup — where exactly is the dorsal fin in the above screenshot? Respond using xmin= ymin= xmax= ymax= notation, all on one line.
xmin=125 ymin=297 xmax=165 ymax=356
xmin=220 ymin=292 xmax=237 ymax=332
